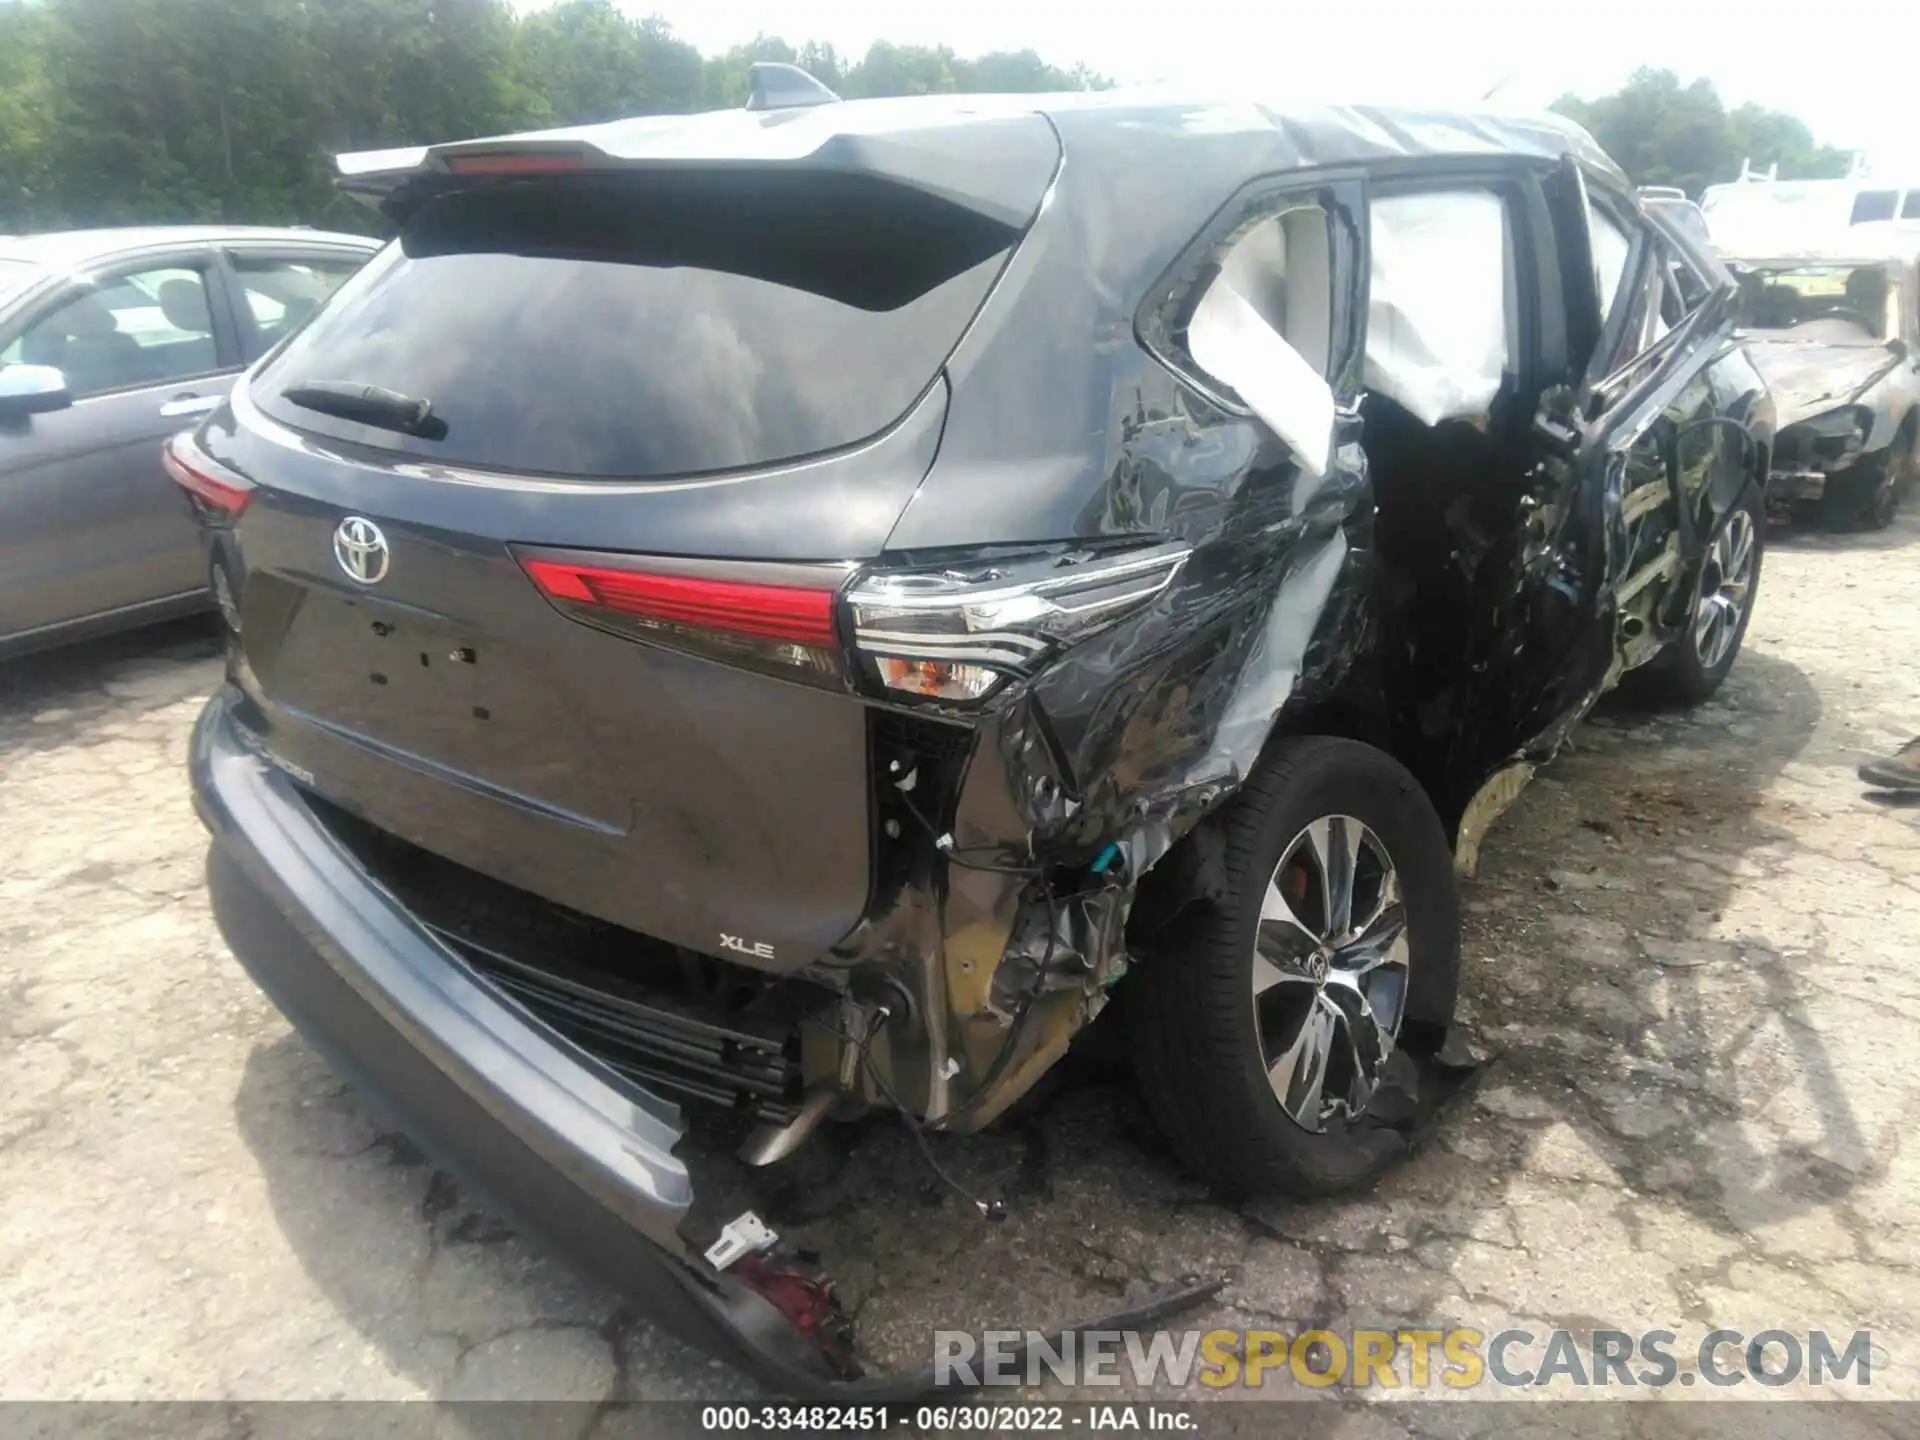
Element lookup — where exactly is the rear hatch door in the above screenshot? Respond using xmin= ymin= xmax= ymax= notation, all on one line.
xmin=207 ymin=129 xmax=1055 ymax=969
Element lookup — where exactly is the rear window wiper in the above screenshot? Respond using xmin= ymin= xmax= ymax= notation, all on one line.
xmin=280 ymin=380 xmax=447 ymax=440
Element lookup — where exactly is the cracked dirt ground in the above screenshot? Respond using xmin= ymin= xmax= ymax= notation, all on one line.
xmin=4 ymin=512 xmax=1920 ymax=1412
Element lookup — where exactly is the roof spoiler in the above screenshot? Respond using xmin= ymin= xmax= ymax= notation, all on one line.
xmin=335 ymin=64 xmax=845 ymax=211
xmin=746 ymin=62 xmax=841 ymax=112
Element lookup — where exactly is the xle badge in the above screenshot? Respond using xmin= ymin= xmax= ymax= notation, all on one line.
xmin=720 ymin=934 xmax=776 ymax=961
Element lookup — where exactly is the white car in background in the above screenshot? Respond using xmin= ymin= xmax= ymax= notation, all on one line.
xmin=1729 ymin=245 xmax=1920 ymax=527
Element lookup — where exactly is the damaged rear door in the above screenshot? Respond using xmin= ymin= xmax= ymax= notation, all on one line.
xmin=1562 ymin=175 xmax=1763 ymax=694
xmin=1393 ymin=159 xmax=1760 ymax=850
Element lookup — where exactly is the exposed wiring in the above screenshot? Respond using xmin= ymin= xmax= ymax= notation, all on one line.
xmin=887 ymin=761 xmax=1092 ymax=1115
xmin=801 ymin=1008 xmax=1007 ymax=1222
xmin=892 ymin=781 xmax=1042 ymax=878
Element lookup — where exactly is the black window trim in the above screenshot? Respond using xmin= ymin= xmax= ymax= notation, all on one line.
xmin=1134 ymin=164 xmax=1371 ymax=413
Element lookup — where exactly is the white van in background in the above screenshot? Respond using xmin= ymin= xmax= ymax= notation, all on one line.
xmin=1702 ymin=160 xmax=1920 ymax=257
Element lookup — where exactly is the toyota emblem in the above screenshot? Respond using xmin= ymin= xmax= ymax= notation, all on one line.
xmin=333 ymin=516 xmax=390 ymax=585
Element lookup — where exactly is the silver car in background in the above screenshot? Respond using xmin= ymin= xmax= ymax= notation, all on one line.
xmin=0 ymin=226 xmax=377 ymax=657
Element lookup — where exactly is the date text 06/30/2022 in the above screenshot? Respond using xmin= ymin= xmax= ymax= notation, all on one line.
xmin=700 ymin=1406 xmax=1194 ymax=1431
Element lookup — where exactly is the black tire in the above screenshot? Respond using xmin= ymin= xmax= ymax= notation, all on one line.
xmin=1637 ymin=481 xmax=1765 ymax=706
xmin=1126 ymin=736 xmax=1460 ymax=1199
xmin=1824 ymin=426 xmax=1915 ymax=531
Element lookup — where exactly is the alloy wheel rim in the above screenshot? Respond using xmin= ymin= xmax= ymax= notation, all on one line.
xmin=1253 ymin=815 xmax=1410 ymax=1134
xmin=1693 ymin=509 xmax=1755 ymax=672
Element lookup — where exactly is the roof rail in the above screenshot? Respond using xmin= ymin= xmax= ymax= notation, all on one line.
xmin=1736 ymin=158 xmax=1779 ymax=184
xmin=746 ymin=62 xmax=841 ymax=112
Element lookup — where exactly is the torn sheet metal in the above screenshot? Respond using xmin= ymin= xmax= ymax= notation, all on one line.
xmin=1364 ymin=190 xmax=1512 ymax=427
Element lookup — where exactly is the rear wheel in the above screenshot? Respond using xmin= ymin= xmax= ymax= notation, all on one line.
xmin=1127 ymin=737 xmax=1460 ymax=1198
xmin=1637 ymin=483 xmax=1764 ymax=706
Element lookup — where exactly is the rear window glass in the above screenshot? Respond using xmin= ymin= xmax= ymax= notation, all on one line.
xmin=251 ymin=171 xmax=1020 ymax=479
xmin=1851 ymin=190 xmax=1897 ymax=224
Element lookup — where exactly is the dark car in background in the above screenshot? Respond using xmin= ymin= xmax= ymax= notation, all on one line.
xmin=181 ymin=76 xmax=1774 ymax=1392
xmin=0 ymin=227 xmax=377 ymax=657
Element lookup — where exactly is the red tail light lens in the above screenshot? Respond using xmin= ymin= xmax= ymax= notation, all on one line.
xmin=517 ymin=551 xmax=849 ymax=687
xmin=522 ymin=561 xmax=837 ymax=644
xmin=444 ymin=152 xmax=588 ymax=175
xmin=163 ymin=431 xmax=253 ymax=517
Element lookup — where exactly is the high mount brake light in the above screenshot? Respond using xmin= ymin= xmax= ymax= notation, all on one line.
xmin=443 ymin=153 xmax=589 ymax=175
xmin=847 ymin=542 xmax=1191 ymax=703
xmin=163 ymin=431 xmax=253 ymax=517
xmin=518 ymin=553 xmax=848 ymax=687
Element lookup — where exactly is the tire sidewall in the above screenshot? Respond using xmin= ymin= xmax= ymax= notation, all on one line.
xmin=1210 ymin=745 xmax=1460 ymax=1160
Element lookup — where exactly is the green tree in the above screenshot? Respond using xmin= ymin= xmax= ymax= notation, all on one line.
xmin=517 ymin=4 xmax=703 ymax=124
xmin=0 ymin=2 xmax=51 ymax=222
xmin=952 ymin=48 xmax=1099 ymax=93
xmin=1552 ymin=67 xmax=1850 ymax=196
xmin=842 ymin=41 xmax=959 ymax=98
xmin=1726 ymin=103 xmax=1852 ymax=184
xmin=702 ymin=33 xmax=802 ymax=108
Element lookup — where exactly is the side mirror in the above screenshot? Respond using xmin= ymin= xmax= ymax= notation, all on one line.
xmin=0 ymin=363 xmax=73 ymax=420
xmin=1888 ymin=338 xmax=1910 ymax=362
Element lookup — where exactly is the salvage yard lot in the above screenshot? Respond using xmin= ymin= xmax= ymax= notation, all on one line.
xmin=4 ymin=516 xmax=1920 ymax=1406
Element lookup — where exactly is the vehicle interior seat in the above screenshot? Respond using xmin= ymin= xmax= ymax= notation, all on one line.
xmin=255 ymin=292 xmax=318 ymax=347
xmin=1755 ymin=283 xmax=1802 ymax=328
xmin=1843 ymin=267 xmax=1888 ymax=338
xmin=1216 ymin=206 xmax=1335 ymax=377
xmin=156 ymin=277 xmax=218 ymax=374
xmin=26 ymin=295 xmax=144 ymax=396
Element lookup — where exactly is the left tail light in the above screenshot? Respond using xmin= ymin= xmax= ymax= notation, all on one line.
xmin=514 ymin=540 xmax=1191 ymax=704
xmin=163 ymin=430 xmax=253 ymax=518
xmin=516 ymin=550 xmax=852 ymax=688
xmin=847 ymin=541 xmax=1190 ymax=702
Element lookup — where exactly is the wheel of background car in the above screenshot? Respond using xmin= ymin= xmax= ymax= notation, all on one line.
xmin=1823 ymin=426 xmax=1913 ymax=532
xmin=1883 ymin=425 xmax=1918 ymax=522
xmin=1637 ymin=482 xmax=1766 ymax=705
xmin=1126 ymin=735 xmax=1460 ymax=1198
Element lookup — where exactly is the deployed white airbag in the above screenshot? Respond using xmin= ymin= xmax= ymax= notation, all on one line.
xmin=1188 ymin=277 xmax=1336 ymax=477
xmin=1364 ymin=191 xmax=1511 ymax=427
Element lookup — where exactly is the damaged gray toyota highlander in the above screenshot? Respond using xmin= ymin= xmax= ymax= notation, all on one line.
xmin=180 ymin=73 xmax=1774 ymax=1394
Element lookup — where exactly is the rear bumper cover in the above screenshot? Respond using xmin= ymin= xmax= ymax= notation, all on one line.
xmin=189 ymin=686 xmax=895 ymax=1397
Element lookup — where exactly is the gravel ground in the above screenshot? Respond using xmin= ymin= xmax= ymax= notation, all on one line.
xmin=4 ymin=510 xmax=1920 ymax=1416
